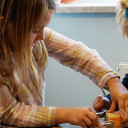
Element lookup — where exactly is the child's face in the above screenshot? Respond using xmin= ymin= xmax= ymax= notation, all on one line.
xmin=7 ymin=9 xmax=54 ymax=47
xmin=31 ymin=10 xmax=54 ymax=46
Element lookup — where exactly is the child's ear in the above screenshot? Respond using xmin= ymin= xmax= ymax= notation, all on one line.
xmin=0 ymin=16 xmax=4 ymax=30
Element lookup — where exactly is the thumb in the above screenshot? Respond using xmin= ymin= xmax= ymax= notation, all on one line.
xmin=107 ymin=101 xmax=116 ymax=113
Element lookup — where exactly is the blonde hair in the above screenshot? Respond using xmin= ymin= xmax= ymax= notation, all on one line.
xmin=116 ymin=0 xmax=128 ymax=37
xmin=0 ymin=0 xmax=55 ymax=98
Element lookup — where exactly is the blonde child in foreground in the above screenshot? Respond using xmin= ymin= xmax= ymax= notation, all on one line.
xmin=0 ymin=0 xmax=128 ymax=127
xmin=93 ymin=0 xmax=128 ymax=127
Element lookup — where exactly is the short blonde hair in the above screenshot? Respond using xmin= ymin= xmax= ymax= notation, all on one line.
xmin=116 ymin=0 xmax=128 ymax=37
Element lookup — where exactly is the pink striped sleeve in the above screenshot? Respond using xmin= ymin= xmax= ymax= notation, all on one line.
xmin=44 ymin=27 xmax=119 ymax=89
xmin=0 ymin=81 xmax=56 ymax=127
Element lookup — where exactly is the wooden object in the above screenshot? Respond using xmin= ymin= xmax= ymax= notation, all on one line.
xmin=105 ymin=112 xmax=124 ymax=128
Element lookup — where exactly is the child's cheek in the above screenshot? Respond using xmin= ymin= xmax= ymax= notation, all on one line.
xmin=31 ymin=34 xmax=36 ymax=45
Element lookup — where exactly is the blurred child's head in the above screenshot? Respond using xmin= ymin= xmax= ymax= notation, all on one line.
xmin=116 ymin=0 xmax=128 ymax=38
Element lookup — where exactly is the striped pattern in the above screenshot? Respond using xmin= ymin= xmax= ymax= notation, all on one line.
xmin=0 ymin=27 xmax=118 ymax=127
xmin=45 ymin=27 xmax=119 ymax=89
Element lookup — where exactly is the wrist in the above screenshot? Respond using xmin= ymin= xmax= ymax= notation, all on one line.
xmin=106 ymin=77 xmax=121 ymax=90
xmin=55 ymin=107 xmax=69 ymax=124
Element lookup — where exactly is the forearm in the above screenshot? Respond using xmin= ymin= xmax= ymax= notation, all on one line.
xmin=45 ymin=28 xmax=119 ymax=89
xmin=0 ymin=84 xmax=57 ymax=127
xmin=3 ymin=102 xmax=56 ymax=127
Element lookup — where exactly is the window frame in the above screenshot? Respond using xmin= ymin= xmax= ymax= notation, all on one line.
xmin=56 ymin=1 xmax=118 ymax=13
xmin=79 ymin=0 xmax=119 ymax=2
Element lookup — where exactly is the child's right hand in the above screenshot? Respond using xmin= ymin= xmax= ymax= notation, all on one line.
xmin=93 ymin=95 xmax=111 ymax=116
xmin=56 ymin=106 xmax=101 ymax=128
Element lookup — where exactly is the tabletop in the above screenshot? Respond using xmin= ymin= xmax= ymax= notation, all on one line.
xmin=0 ymin=120 xmax=127 ymax=128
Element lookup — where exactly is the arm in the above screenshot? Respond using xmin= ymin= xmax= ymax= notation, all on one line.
xmin=44 ymin=27 xmax=119 ymax=89
xmin=0 ymin=78 xmax=56 ymax=127
xmin=0 ymin=57 xmax=101 ymax=128
xmin=44 ymin=28 xmax=128 ymax=119
xmin=0 ymin=80 xmax=102 ymax=128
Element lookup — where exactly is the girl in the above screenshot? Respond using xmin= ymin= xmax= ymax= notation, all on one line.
xmin=0 ymin=0 xmax=128 ymax=127
xmin=93 ymin=0 xmax=128 ymax=126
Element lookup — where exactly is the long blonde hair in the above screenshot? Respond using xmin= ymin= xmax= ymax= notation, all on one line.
xmin=0 ymin=0 xmax=55 ymax=98
xmin=116 ymin=0 xmax=128 ymax=37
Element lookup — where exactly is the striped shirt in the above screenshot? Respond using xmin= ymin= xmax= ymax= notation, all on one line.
xmin=0 ymin=27 xmax=118 ymax=127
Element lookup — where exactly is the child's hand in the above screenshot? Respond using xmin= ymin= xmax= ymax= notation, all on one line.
xmin=106 ymin=78 xmax=128 ymax=119
xmin=93 ymin=95 xmax=111 ymax=117
xmin=56 ymin=106 xmax=101 ymax=128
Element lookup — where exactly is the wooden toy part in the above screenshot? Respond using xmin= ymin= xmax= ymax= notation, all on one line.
xmin=105 ymin=112 xmax=125 ymax=128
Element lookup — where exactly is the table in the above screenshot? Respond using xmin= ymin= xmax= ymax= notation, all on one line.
xmin=0 ymin=120 xmax=127 ymax=128
xmin=0 ymin=123 xmax=81 ymax=128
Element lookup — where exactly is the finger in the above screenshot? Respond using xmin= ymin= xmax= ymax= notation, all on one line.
xmin=107 ymin=101 xmax=116 ymax=113
xmin=87 ymin=108 xmax=98 ymax=128
xmin=75 ymin=120 xmax=87 ymax=127
xmin=89 ymin=107 xmax=97 ymax=114
xmin=118 ymin=99 xmax=125 ymax=118
xmin=82 ymin=116 xmax=92 ymax=127
xmin=80 ymin=121 xmax=87 ymax=127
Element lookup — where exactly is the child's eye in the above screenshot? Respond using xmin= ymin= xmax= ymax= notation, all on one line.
xmin=32 ymin=26 xmax=45 ymax=34
xmin=32 ymin=27 xmax=40 ymax=33
xmin=33 ymin=30 xmax=39 ymax=33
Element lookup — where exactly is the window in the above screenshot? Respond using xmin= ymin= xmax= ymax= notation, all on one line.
xmin=56 ymin=0 xmax=118 ymax=13
xmin=79 ymin=0 xmax=118 ymax=2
